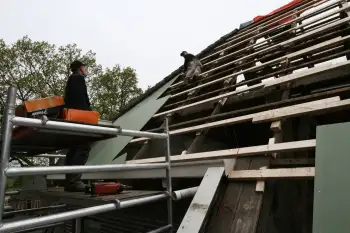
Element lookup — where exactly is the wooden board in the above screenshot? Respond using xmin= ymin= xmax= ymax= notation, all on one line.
xmin=253 ymin=99 xmax=350 ymax=123
xmin=155 ymin=59 xmax=350 ymax=118
xmin=127 ymin=139 xmax=316 ymax=164
xmin=132 ymin=97 xmax=340 ymax=143
xmin=177 ymin=167 xmax=224 ymax=233
xmin=168 ymin=18 xmax=350 ymax=99
xmin=228 ymin=167 xmax=315 ymax=180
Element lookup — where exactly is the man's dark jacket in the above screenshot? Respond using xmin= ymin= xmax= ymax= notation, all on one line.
xmin=183 ymin=53 xmax=197 ymax=71
xmin=64 ymin=74 xmax=91 ymax=111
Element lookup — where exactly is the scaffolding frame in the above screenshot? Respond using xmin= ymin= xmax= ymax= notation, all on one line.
xmin=0 ymin=87 xmax=173 ymax=233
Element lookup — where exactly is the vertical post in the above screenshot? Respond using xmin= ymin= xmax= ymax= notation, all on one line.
xmin=0 ymin=87 xmax=16 ymax=223
xmin=164 ymin=116 xmax=173 ymax=232
xmin=75 ymin=218 xmax=82 ymax=233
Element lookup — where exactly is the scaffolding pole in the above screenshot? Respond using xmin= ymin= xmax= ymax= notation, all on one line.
xmin=11 ymin=116 xmax=168 ymax=139
xmin=0 ymin=86 xmax=173 ymax=233
xmin=0 ymin=87 xmax=16 ymax=224
xmin=5 ymin=163 xmax=169 ymax=177
xmin=164 ymin=117 xmax=173 ymax=233
xmin=0 ymin=193 xmax=168 ymax=233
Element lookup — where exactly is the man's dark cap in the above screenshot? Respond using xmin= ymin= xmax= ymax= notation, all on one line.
xmin=70 ymin=60 xmax=85 ymax=71
xmin=180 ymin=51 xmax=187 ymax=57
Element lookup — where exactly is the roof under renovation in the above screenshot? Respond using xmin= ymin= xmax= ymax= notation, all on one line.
xmin=10 ymin=0 xmax=350 ymax=232
xmin=81 ymin=0 xmax=350 ymax=166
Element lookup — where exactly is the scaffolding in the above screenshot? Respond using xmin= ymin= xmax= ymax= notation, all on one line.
xmin=0 ymin=87 xmax=173 ymax=233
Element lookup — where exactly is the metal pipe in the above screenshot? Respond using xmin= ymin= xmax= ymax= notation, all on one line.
xmin=147 ymin=225 xmax=172 ymax=233
xmin=11 ymin=117 xmax=168 ymax=139
xmin=75 ymin=218 xmax=81 ymax=233
xmin=4 ymin=190 xmax=19 ymax=195
xmin=115 ymin=193 xmax=168 ymax=209
xmin=3 ymin=204 xmax=66 ymax=217
xmin=172 ymin=187 xmax=198 ymax=201
xmin=0 ymin=193 xmax=168 ymax=233
xmin=13 ymin=222 xmax=64 ymax=233
xmin=33 ymin=154 xmax=66 ymax=158
xmin=164 ymin=117 xmax=173 ymax=232
xmin=5 ymin=163 xmax=169 ymax=177
xmin=0 ymin=87 xmax=17 ymax=223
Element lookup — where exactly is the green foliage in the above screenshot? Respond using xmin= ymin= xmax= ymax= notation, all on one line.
xmin=0 ymin=36 xmax=143 ymax=120
xmin=91 ymin=65 xmax=143 ymax=120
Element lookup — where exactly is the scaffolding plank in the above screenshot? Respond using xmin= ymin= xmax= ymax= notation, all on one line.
xmin=16 ymin=188 xmax=163 ymax=207
xmin=127 ymin=139 xmax=316 ymax=164
xmin=177 ymin=167 xmax=224 ymax=233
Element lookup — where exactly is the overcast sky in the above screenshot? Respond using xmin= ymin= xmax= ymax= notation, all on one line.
xmin=1 ymin=0 xmax=289 ymax=89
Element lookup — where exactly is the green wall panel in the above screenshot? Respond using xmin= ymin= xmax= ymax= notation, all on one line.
xmin=313 ymin=122 xmax=350 ymax=233
xmin=85 ymin=76 xmax=177 ymax=165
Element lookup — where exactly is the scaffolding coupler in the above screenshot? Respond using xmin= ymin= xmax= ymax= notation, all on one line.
xmin=0 ymin=87 xmax=173 ymax=233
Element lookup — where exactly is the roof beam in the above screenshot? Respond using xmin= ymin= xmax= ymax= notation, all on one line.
xmin=203 ymin=1 xmax=348 ymax=68
xmin=228 ymin=167 xmax=315 ymax=180
xmin=155 ymin=57 xmax=350 ymax=118
xmin=127 ymin=139 xmax=316 ymax=164
xmin=132 ymin=96 xmax=342 ymax=143
xmin=168 ymin=17 xmax=350 ymax=98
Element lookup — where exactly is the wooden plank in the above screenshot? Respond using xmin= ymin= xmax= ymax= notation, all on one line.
xmin=270 ymin=158 xmax=315 ymax=166
xmin=201 ymin=8 xmax=349 ymax=78
xmin=265 ymin=60 xmax=350 ymax=88
xmin=155 ymin=83 xmax=264 ymax=118
xmin=270 ymin=121 xmax=282 ymax=133
xmin=177 ymin=167 xmax=224 ymax=233
xmin=229 ymin=157 xmax=269 ymax=233
xmin=183 ymin=78 xmax=236 ymax=154
xmin=228 ymin=167 xmax=315 ymax=180
xmin=203 ymin=3 xmax=348 ymax=68
xmin=174 ymin=97 xmax=338 ymax=134
xmin=253 ymin=98 xmax=350 ymax=123
xmin=205 ymin=157 xmax=251 ymax=233
xmin=127 ymin=139 xmax=316 ymax=164
xmin=131 ymin=95 xmax=340 ymax=143
xmin=169 ymin=17 xmax=350 ymax=98
xmin=150 ymin=97 xmax=338 ymax=141
xmin=211 ymin=0 xmax=326 ymax=52
xmin=155 ymin=58 xmax=350 ymax=118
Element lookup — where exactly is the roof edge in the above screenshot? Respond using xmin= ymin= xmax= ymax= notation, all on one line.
xmin=113 ymin=28 xmax=239 ymax=120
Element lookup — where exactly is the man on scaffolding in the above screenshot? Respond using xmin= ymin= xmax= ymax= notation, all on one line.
xmin=63 ymin=60 xmax=91 ymax=192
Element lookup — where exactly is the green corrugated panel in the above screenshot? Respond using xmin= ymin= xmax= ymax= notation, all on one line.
xmin=85 ymin=76 xmax=177 ymax=165
xmin=313 ymin=122 xmax=350 ymax=233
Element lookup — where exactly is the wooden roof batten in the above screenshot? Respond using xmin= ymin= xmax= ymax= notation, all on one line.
xmin=125 ymin=0 xmax=350 ymax=185
xmin=11 ymin=1 xmax=350 ymax=232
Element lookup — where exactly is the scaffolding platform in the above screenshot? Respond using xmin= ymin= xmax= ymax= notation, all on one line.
xmin=6 ymin=121 xmax=117 ymax=155
xmin=15 ymin=188 xmax=164 ymax=207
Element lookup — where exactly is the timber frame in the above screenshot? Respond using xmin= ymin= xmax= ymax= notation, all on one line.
xmin=118 ymin=0 xmax=350 ymax=231
xmin=12 ymin=0 xmax=350 ymax=232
